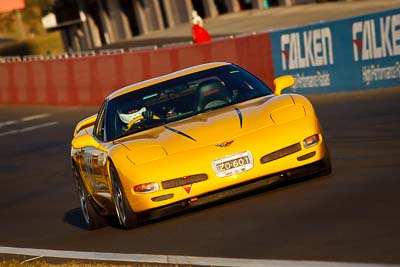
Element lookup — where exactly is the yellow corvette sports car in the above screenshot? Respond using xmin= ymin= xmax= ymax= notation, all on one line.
xmin=71 ymin=62 xmax=331 ymax=230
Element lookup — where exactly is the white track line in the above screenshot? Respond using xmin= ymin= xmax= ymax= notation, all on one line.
xmin=0 ymin=122 xmax=58 ymax=137
xmin=0 ymin=114 xmax=51 ymax=129
xmin=0 ymin=120 xmax=17 ymax=129
xmin=21 ymin=113 xmax=51 ymax=122
xmin=20 ymin=256 xmax=44 ymax=264
xmin=0 ymin=246 xmax=398 ymax=267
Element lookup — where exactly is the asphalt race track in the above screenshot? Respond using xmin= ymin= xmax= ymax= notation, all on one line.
xmin=0 ymin=87 xmax=400 ymax=264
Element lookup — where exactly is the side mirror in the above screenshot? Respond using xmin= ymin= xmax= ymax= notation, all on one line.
xmin=273 ymin=75 xmax=295 ymax=96
xmin=72 ymin=134 xmax=105 ymax=151
xmin=74 ymin=114 xmax=97 ymax=136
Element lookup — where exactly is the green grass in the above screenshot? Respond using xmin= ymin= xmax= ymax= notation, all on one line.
xmin=0 ymin=2 xmax=65 ymax=57
xmin=0 ymin=31 xmax=64 ymax=56
xmin=29 ymin=31 xmax=65 ymax=54
xmin=0 ymin=260 xmax=199 ymax=267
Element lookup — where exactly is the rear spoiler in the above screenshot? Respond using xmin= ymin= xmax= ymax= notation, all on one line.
xmin=73 ymin=114 xmax=97 ymax=136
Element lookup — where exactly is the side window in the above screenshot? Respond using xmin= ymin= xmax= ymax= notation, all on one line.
xmin=94 ymin=101 xmax=107 ymax=141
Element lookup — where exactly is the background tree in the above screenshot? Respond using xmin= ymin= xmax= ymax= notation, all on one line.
xmin=0 ymin=0 xmax=55 ymax=38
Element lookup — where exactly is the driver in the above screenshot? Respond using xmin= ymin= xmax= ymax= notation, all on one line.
xmin=118 ymin=107 xmax=160 ymax=131
xmin=119 ymin=107 xmax=147 ymax=125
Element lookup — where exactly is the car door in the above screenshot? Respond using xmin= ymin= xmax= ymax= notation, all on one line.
xmin=81 ymin=101 xmax=111 ymax=194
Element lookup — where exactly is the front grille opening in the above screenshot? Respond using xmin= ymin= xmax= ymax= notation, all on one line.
xmin=162 ymin=174 xmax=208 ymax=189
xmin=260 ymin=143 xmax=301 ymax=164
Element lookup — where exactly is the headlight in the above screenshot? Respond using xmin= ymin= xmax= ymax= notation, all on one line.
xmin=133 ymin=182 xmax=160 ymax=193
xmin=303 ymin=134 xmax=320 ymax=148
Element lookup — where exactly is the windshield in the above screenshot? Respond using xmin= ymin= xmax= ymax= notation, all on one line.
xmin=105 ymin=64 xmax=273 ymax=141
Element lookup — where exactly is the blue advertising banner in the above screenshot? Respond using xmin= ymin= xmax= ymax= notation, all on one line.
xmin=270 ymin=8 xmax=400 ymax=94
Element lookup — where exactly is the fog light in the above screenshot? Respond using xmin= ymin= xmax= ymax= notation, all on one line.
xmin=303 ymin=134 xmax=319 ymax=148
xmin=133 ymin=182 xmax=160 ymax=193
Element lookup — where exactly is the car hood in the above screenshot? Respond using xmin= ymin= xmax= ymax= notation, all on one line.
xmin=114 ymin=95 xmax=295 ymax=164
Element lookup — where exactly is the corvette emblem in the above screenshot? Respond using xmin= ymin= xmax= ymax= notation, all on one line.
xmin=182 ymin=184 xmax=192 ymax=194
xmin=215 ymin=140 xmax=234 ymax=147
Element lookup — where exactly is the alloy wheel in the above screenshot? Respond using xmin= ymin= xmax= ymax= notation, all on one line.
xmin=112 ymin=169 xmax=127 ymax=225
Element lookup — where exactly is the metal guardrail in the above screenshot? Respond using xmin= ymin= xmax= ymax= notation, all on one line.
xmin=47 ymin=53 xmax=69 ymax=59
xmin=128 ymin=45 xmax=158 ymax=52
xmin=98 ymin=48 xmax=124 ymax=55
xmin=22 ymin=53 xmax=70 ymax=61
xmin=23 ymin=55 xmax=45 ymax=61
xmin=233 ymin=32 xmax=257 ymax=38
xmin=69 ymin=50 xmax=96 ymax=58
xmin=161 ymin=41 xmax=193 ymax=48
xmin=0 ymin=56 xmax=22 ymax=63
xmin=212 ymin=35 xmax=235 ymax=41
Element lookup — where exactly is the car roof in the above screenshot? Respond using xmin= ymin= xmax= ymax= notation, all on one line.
xmin=107 ymin=62 xmax=231 ymax=100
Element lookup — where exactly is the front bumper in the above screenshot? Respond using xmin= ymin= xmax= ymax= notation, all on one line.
xmin=139 ymin=157 xmax=331 ymax=221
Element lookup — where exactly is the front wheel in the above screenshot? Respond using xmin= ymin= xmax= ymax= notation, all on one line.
xmin=72 ymin=165 xmax=107 ymax=230
xmin=109 ymin=162 xmax=139 ymax=229
xmin=321 ymin=143 xmax=332 ymax=176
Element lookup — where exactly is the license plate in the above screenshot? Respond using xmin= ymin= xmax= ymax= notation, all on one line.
xmin=212 ymin=151 xmax=254 ymax=177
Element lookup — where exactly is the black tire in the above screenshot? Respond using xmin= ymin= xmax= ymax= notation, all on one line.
xmin=321 ymin=143 xmax=332 ymax=176
xmin=109 ymin=162 xmax=139 ymax=229
xmin=72 ymin=165 xmax=108 ymax=230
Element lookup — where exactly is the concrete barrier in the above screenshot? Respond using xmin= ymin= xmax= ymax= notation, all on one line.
xmin=0 ymin=8 xmax=398 ymax=106
xmin=0 ymin=33 xmax=275 ymax=106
